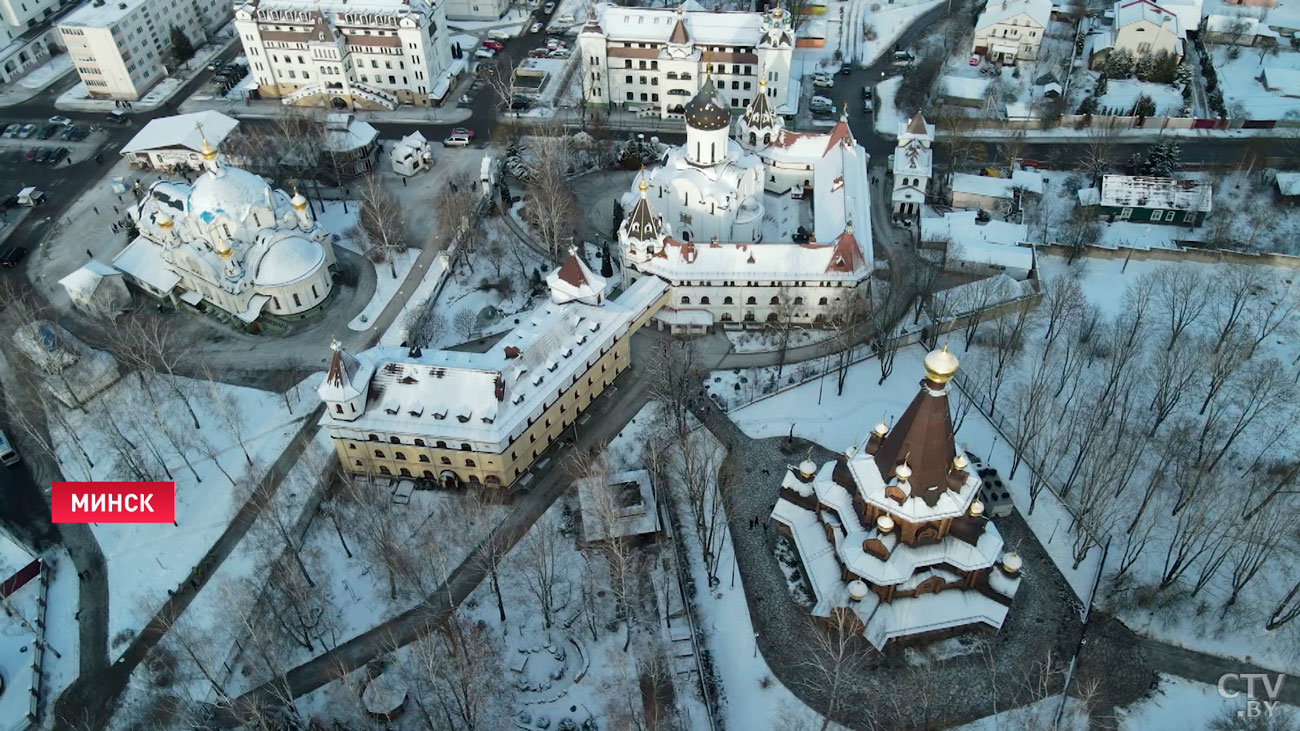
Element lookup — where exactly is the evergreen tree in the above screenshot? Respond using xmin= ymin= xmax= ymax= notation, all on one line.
xmin=1104 ymin=49 xmax=1134 ymax=79
xmin=619 ymin=139 xmax=642 ymax=170
xmin=1143 ymin=140 xmax=1180 ymax=177
xmin=1133 ymin=53 xmax=1156 ymax=82
xmin=1132 ymin=94 xmax=1156 ymax=118
xmin=611 ymin=199 xmax=624 ymax=240
xmin=169 ymin=26 xmax=196 ymax=63
xmin=1095 ymin=73 xmax=1108 ymax=95
xmin=1174 ymin=60 xmax=1193 ymax=87
xmin=601 ymin=243 xmax=614 ymax=278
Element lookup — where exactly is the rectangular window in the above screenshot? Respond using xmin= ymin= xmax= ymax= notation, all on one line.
xmin=1150 ymin=209 xmax=1163 ymax=221
xmin=1165 ymin=210 xmax=1177 ymax=222
xmin=1120 ymin=207 xmax=1133 ymax=220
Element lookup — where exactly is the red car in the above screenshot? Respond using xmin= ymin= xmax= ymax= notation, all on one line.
xmin=482 ymin=39 xmax=505 ymax=51
xmin=451 ymin=127 xmax=474 ymax=139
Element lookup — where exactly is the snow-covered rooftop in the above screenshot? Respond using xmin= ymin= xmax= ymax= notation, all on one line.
xmin=1114 ymin=0 xmax=1182 ymax=36
xmin=976 ymin=0 xmax=1053 ymax=30
xmin=1206 ymin=13 xmax=1279 ymax=37
xmin=0 ymin=529 xmax=35 ymax=585
xmin=950 ymin=170 xmax=1045 ymax=200
xmin=322 ymin=114 xmax=378 ymax=153
xmin=921 ymin=211 xmax=1035 ymax=272
xmin=325 ymin=277 xmax=668 ymax=449
xmin=1276 ymin=171 xmax=1300 ymax=196
xmin=58 ymin=259 xmax=122 ymax=297
xmin=1099 ymin=174 xmax=1212 ymax=212
xmin=112 ymin=238 xmax=181 ymax=293
xmin=60 ymin=0 xmax=152 ymax=27
xmin=592 ymin=2 xmax=766 ymax=45
xmin=576 ymin=469 xmax=660 ymax=542
xmin=121 ymin=111 xmax=239 ymax=155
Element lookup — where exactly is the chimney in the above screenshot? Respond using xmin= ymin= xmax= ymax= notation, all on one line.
xmin=504 ymin=345 xmax=521 ymax=359
xmin=494 ymin=374 xmax=505 ymax=402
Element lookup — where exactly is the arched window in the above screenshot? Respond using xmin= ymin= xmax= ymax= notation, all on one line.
xmin=466 ymin=458 xmax=477 ymax=467
xmin=436 ymin=440 xmax=447 ymax=448
xmin=441 ymin=456 xmax=452 ymax=465
xmin=746 ymin=296 xmax=757 ymax=305
xmin=770 ymin=296 xmax=780 ymax=305
xmin=763 ymin=133 xmax=771 ymax=145
xmin=461 ymin=443 xmax=472 ymax=451
xmin=374 ymin=449 xmax=385 ymax=458
xmin=368 ymin=434 xmax=379 ymax=442
xmin=724 ymin=296 xmax=734 ymax=304
xmin=794 ymin=296 xmax=803 ymax=305
xmin=681 ymin=295 xmax=691 ymax=304
xmin=395 ymin=451 xmax=406 ymax=461
xmin=422 ymin=470 xmax=434 ymax=479
xmin=767 ymin=313 xmax=779 ymax=322
xmin=389 ymin=436 xmax=400 ymax=444
xmin=379 ymin=466 xmax=391 ymax=475
xmin=400 ymin=468 xmax=411 ymax=477
xmin=818 ymin=297 xmax=828 ymax=305
xmin=700 ymin=296 xmax=711 ymax=304
xmin=334 ymin=404 xmax=342 ymax=414
xmin=749 ymin=133 xmax=756 ymax=146
xmin=414 ymin=438 xmax=425 ymax=446
xmin=419 ymin=455 xmax=430 ymax=463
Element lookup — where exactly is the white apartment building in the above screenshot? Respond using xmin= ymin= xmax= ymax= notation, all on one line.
xmin=0 ymin=0 xmax=76 ymax=83
xmin=971 ymin=0 xmax=1052 ymax=64
xmin=58 ymin=0 xmax=226 ymax=99
xmin=234 ymin=0 xmax=454 ymax=110
xmin=579 ymin=2 xmax=796 ymax=120
xmin=442 ymin=0 xmax=506 ymax=22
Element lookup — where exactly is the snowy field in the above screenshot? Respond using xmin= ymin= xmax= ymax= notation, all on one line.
xmin=312 ymin=200 xmax=422 ymax=332
xmin=725 ymin=327 xmax=837 ymax=354
xmin=1094 ymin=78 xmax=1185 ymax=117
xmin=49 ymin=370 xmax=319 ymax=661
xmin=17 ymin=54 xmax=72 ymax=90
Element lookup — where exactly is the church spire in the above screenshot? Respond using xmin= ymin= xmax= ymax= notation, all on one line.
xmin=624 ymin=175 xmax=663 ymax=242
xmin=868 ymin=347 xmax=962 ymax=507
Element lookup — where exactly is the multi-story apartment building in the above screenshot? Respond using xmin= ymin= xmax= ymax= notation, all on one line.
xmin=58 ymin=0 xmax=226 ymax=99
xmin=0 ymin=0 xmax=78 ymax=84
xmin=578 ymin=2 xmax=796 ymax=120
xmin=318 ymin=254 xmax=668 ymax=489
xmin=234 ymin=0 xmax=453 ymax=110
xmin=442 ymin=0 xmax=506 ymax=22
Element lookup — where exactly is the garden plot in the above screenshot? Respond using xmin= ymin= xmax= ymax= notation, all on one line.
xmin=1211 ymin=44 xmax=1300 ymax=120
xmin=934 ymin=19 xmax=1077 ymax=121
xmin=1093 ymin=78 xmax=1185 ymax=116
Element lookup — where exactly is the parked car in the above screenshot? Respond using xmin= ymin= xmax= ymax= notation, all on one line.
xmin=49 ymin=147 xmax=69 ymax=164
xmin=482 ymin=39 xmax=504 ymax=50
xmin=443 ymin=132 xmax=472 ymax=147
xmin=969 ymin=54 xmax=981 ymax=66
xmin=68 ymin=127 xmax=88 ymax=141
xmin=530 ymin=21 xmax=543 ymax=33
xmin=2 ymin=123 xmax=18 ymax=138
xmin=840 ymin=63 xmax=852 ymax=75
xmin=24 ymin=147 xmax=40 ymax=162
xmin=543 ymin=1 xmax=555 ymax=12
xmin=809 ymin=95 xmax=834 ymax=111
xmin=474 ymin=47 xmax=496 ymax=59
xmin=17 ymin=123 xmax=36 ymax=138
xmin=861 ymin=85 xmax=873 ymax=100
xmin=556 ymin=13 xmax=573 ymax=22
xmin=863 ymin=98 xmax=873 ymax=113
xmin=0 ymin=246 xmax=28 ymax=269
xmin=488 ymin=29 xmax=513 ymax=41
xmin=35 ymin=148 xmax=53 ymax=164
xmin=105 ymin=111 xmax=129 ymax=124
xmin=510 ymin=95 xmax=533 ymax=110
xmin=457 ymin=93 xmax=473 ymax=106
xmin=48 ymin=115 xmax=72 ymax=126
xmin=529 ymin=48 xmax=549 ymax=58
xmin=36 ymin=123 xmax=57 ymax=140
xmin=893 ymin=50 xmax=914 ymax=62
xmin=547 ymin=49 xmax=570 ymax=58
xmin=812 ymin=72 xmax=834 ymax=88
xmin=451 ymin=127 xmax=475 ymax=140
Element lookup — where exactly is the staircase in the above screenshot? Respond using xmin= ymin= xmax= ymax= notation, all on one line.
xmin=349 ymin=83 xmax=399 ymax=110
xmin=281 ymin=84 xmax=326 ymax=105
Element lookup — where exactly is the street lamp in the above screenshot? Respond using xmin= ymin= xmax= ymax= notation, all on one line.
xmin=753 ymin=631 xmax=760 ymax=658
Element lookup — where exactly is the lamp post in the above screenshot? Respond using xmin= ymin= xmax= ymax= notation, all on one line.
xmin=753 ymin=631 xmax=760 ymax=658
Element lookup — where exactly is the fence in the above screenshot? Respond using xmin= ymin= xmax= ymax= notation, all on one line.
xmin=1037 ymin=241 xmax=1300 ymax=270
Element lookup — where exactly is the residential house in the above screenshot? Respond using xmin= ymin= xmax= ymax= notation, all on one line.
xmin=1087 ymin=174 xmax=1211 ymax=226
xmin=949 ymin=170 xmax=1045 ymax=212
xmin=1091 ymin=0 xmax=1184 ymax=68
xmin=972 ymin=0 xmax=1053 ymax=64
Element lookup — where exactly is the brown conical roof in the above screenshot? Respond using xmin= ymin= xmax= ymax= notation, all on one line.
xmin=625 ymin=178 xmax=662 ymax=241
xmin=872 ymin=359 xmax=958 ymax=507
xmin=906 ymin=111 xmax=929 ymax=136
xmin=669 ymin=16 xmax=690 ymax=44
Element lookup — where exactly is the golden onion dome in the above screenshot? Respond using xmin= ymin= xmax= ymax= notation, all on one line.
xmin=199 ymin=136 xmax=218 ymax=162
xmin=923 ymin=345 xmax=959 ymax=384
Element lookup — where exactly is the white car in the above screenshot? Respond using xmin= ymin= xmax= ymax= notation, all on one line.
xmin=543 ymin=1 xmax=555 ymax=12
xmin=548 ymin=49 xmax=570 ymax=58
xmin=443 ymin=133 xmax=471 ymax=147
xmin=49 ymin=115 xmax=73 ymax=126
xmin=488 ymin=29 xmax=512 ymax=41
xmin=556 ymin=13 xmax=574 ymax=23
xmin=812 ymin=73 xmax=834 ymax=89
xmin=475 ymin=47 xmax=496 ymax=59
xmin=530 ymin=21 xmax=543 ymax=33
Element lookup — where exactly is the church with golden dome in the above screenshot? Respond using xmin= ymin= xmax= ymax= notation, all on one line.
xmin=111 ymin=130 xmax=337 ymax=329
xmin=770 ymin=347 xmax=1023 ymax=649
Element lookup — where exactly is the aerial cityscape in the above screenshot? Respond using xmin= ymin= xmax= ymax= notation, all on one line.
xmin=0 ymin=0 xmax=1298 ymax=727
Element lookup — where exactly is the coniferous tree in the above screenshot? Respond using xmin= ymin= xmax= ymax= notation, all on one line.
xmin=611 ymin=199 xmax=624 ymax=240
xmin=169 ymin=27 xmax=196 ymax=63
xmin=601 ymin=243 xmax=614 ymax=278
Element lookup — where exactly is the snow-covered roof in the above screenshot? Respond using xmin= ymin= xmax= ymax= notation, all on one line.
xmin=893 ymin=139 xmax=932 ymax=179
xmin=976 ymin=0 xmax=1052 ymax=30
xmin=1205 ymin=13 xmax=1278 ymax=37
xmin=112 ymin=238 xmax=181 ymax=293
xmin=0 ymin=528 xmax=35 ymax=584
xmin=58 ymin=260 xmax=122 ymax=297
xmin=861 ymin=586 xmax=1014 ymax=649
xmin=951 ymin=170 xmax=1044 ymax=200
xmin=546 ymin=249 xmax=608 ymax=304
xmin=593 ymin=2 xmax=766 ymax=45
xmin=254 ymin=236 xmax=326 ymax=286
xmin=187 ymin=167 xmax=275 ymax=225
xmin=325 ymin=277 xmax=668 ymax=449
xmin=121 ymin=112 xmax=239 ymax=155
xmin=1114 ymin=0 xmax=1181 ymax=36
xmin=323 ymin=116 xmax=378 ymax=153
xmin=1276 ymin=171 xmax=1300 ymax=196
xmin=1099 ymin=174 xmax=1211 ymax=212
xmin=391 ymin=131 xmax=429 ymax=163
xmin=577 ymin=469 xmax=659 ymax=542
xmin=245 ymin=0 xmax=433 ymax=16
xmin=1262 ymin=66 xmax=1300 ymax=97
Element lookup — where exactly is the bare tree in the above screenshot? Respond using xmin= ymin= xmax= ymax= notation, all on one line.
xmin=1208 ymin=265 xmax=1265 ymax=352
xmin=1040 ymin=277 xmax=1085 ymax=356
xmin=524 ymin=131 xmax=578 ymax=264
xmin=357 ymin=175 xmax=408 ymax=277
xmin=404 ymin=306 xmax=446 ymax=349
xmin=675 ymin=435 xmax=728 ymax=586
xmin=453 ymin=308 xmax=478 ymax=341
xmin=772 ymin=285 xmax=800 ymax=379
xmin=645 ymin=338 xmax=700 ymax=436
xmin=1222 ymin=503 xmax=1290 ymax=611
xmin=571 ymin=445 xmax=640 ymax=652
xmin=409 ymin=613 xmax=514 ymax=730
xmin=1078 ymin=118 xmax=1124 ymax=186
xmin=1152 ymin=266 xmax=1210 ymax=350
xmin=796 ymin=610 xmax=872 ymax=731
xmin=518 ymin=511 xmax=566 ymax=629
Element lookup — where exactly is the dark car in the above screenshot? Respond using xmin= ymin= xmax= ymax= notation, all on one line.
xmin=24 ymin=147 xmax=40 ymax=162
xmin=0 ymin=195 xmax=17 ymax=210
xmin=510 ymin=95 xmax=532 ymax=110
xmin=69 ymin=127 xmax=88 ymax=141
xmin=0 ymin=246 xmax=29 ymax=268
xmin=841 ymin=64 xmax=852 ymax=75
xmin=35 ymin=123 xmax=57 ymax=140
xmin=49 ymin=147 xmax=69 ymax=164
xmin=35 ymin=148 xmax=53 ymax=164
xmin=792 ymin=226 xmax=812 ymax=243
xmin=106 ymin=111 xmax=129 ymax=124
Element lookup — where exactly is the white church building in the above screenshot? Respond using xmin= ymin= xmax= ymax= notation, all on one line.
xmin=579 ymin=2 xmax=796 ymax=120
xmin=616 ymin=78 xmax=874 ymax=332
xmin=891 ymin=111 xmax=934 ymax=217
xmin=112 ymin=134 xmax=337 ymax=329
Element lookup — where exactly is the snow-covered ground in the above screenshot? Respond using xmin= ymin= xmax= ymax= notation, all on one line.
xmin=874 ymin=75 xmax=905 ymax=136
xmin=1117 ymin=674 xmax=1299 ymax=729
xmin=1094 ymin=78 xmax=1185 ymax=117
xmin=17 ymin=54 xmax=72 ymax=90
xmin=49 ymin=370 xmax=320 ymax=661
xmin=835 ymin=0 xmax=942 ymax=68
xmin=312 ymin=199 xmax=423 ymax=332
xmin=725 ymin=328 xmax=837 ymax=354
